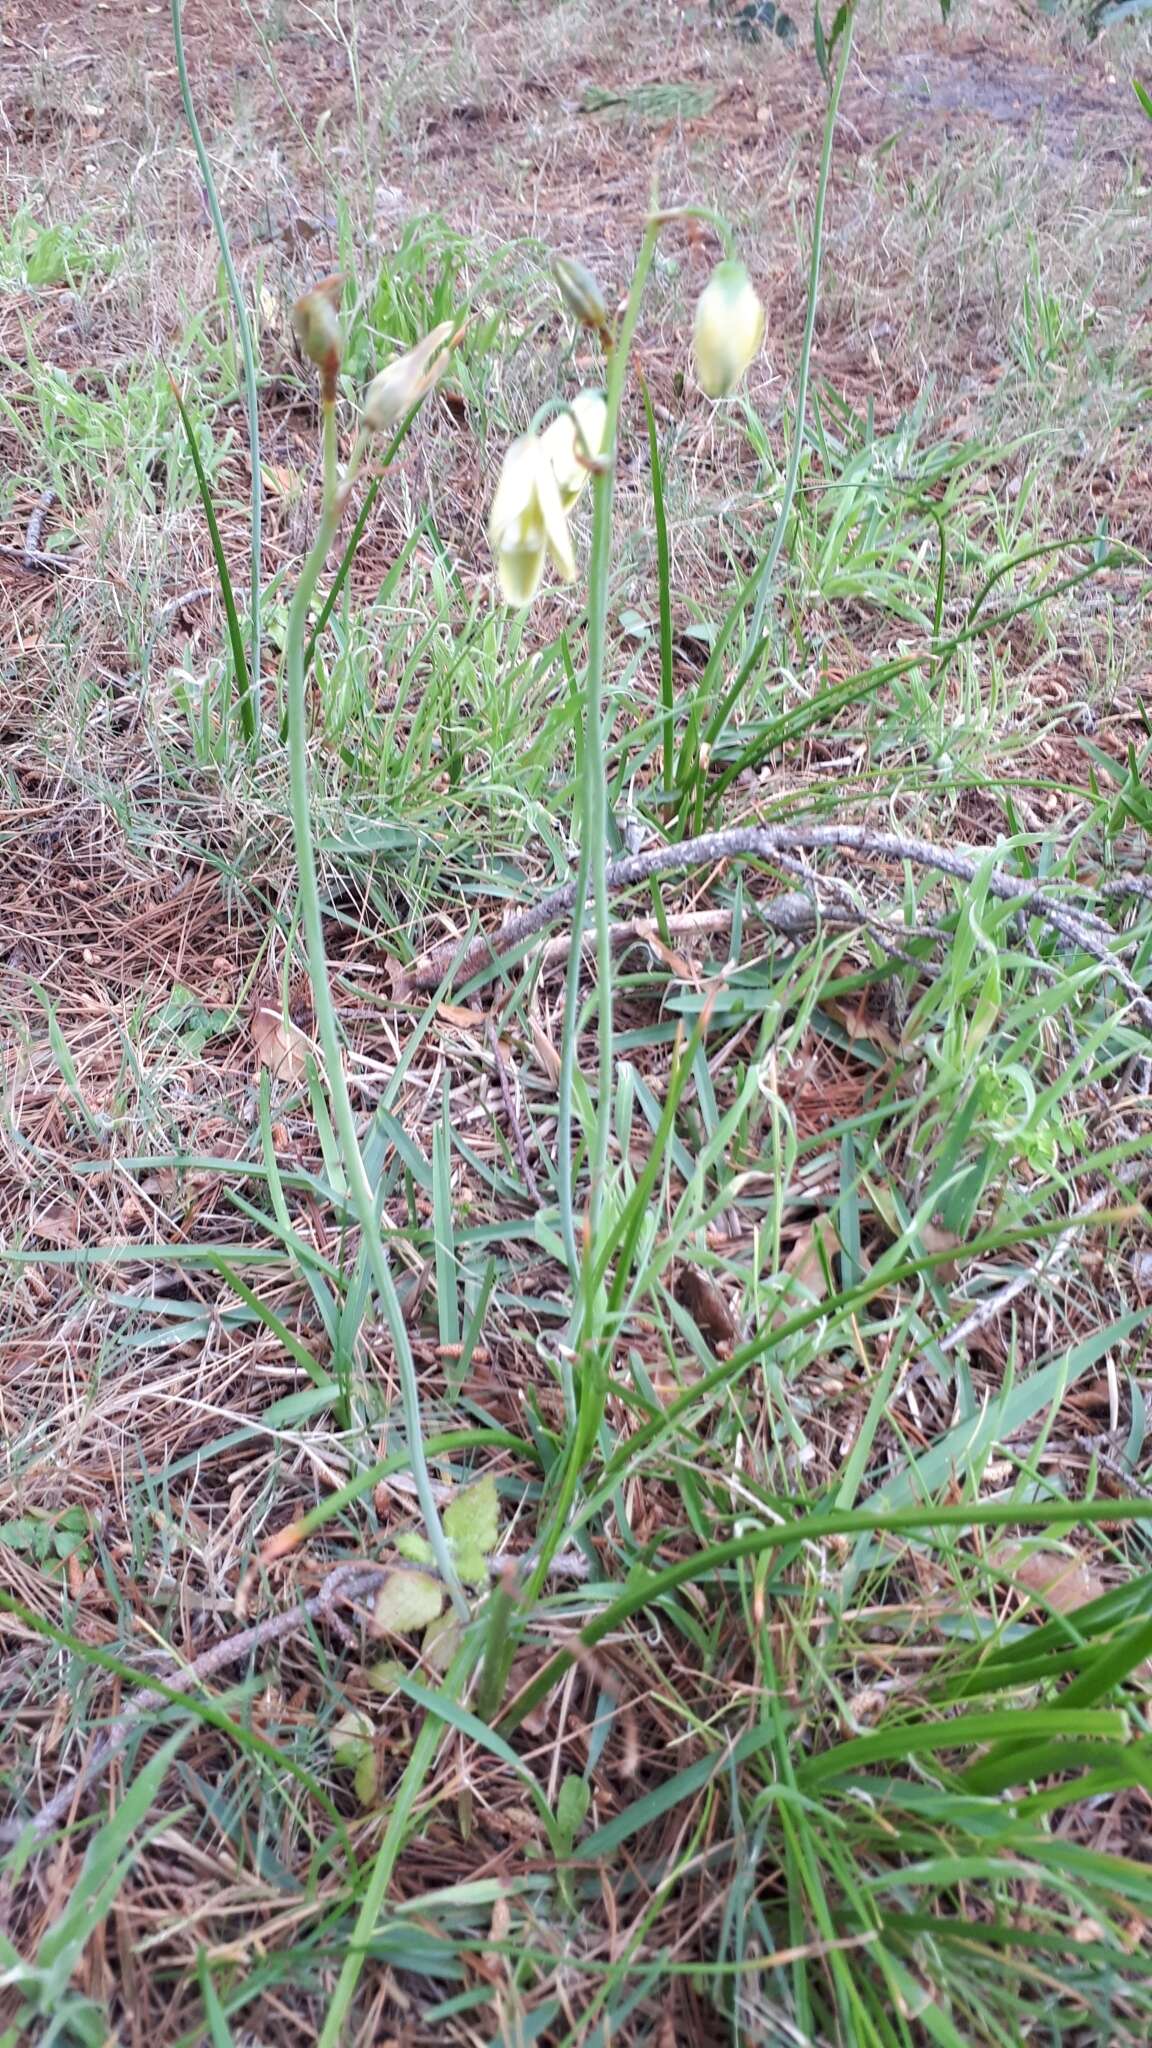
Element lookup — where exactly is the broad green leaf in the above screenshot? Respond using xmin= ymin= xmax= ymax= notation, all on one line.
xmin=556 ymin=1773 xmax=590 ymax=1847
xmin=353 ymin=1751 xmax=379 ymax=1808
xmin=444 ymin=1474 xmax=498 ymax=1564
xmin=371 ymin=1570 xmax=444 ymax=1636
xmin=367 ymin=1658 xmax=406 ymax=1693
xmin=451 ymin=1545 xmax=490 ymax=1589
xmin=421 ymin=1611 xmax=461 ymax=1674
xmin=330 ymin=1708 xmax=374 ymax=1768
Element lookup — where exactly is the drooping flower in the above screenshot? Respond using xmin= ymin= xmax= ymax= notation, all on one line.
xmin=540 ymin=390 xmax=608 ymax=511
xmin=692 ymin=260 xmax=764 ymax=399
xmin=363 ymin=320 xmax=457 ymax=434
xmin=487 ymin=433 xmax=576 ymax=606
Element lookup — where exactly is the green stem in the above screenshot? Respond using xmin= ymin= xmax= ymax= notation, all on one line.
xmin=746 ymin=4 xmax=855 ymax=654
xmin=285 ymin=432 xmax=464 ymax=1619
xmin=322 ymin=394 xmax=339 ymax=510
xmin=303 ymin=474 xmax=380 ymax=673
xmin=650 ymin=202 xmax=737 ymax=259
xmin=171 ymin=0 xmax=262 ymax=739
xmin=316 ymin=1631 xmax=483 ymax=2048
xmin=544 ymin=218 xmax=661 ymax=1598
xmin=639 ymin=371 xmax=675 ymax=799
xmin=302 ymin=402 xmax=440 ymax=675
xmin=557 ymin=217 xmax=661 ymax=1273
xmin=502 ymin=1494 xmax=1152 ymax=1737
xmin=585 ymin=221 xmax=662 ymax=1230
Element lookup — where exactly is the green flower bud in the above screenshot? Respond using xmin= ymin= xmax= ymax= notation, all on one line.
xmin=551 ymin=253 xmax=609 ymax=331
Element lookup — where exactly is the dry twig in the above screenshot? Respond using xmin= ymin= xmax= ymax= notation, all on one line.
xmin=398 ymin=824 xmax=1152 ymax=1030
xmin=0 ymin=1565 xmax=388 ymax=1849
xmin=939 ymin=1177 xmax=1147 ymax=1357
xmin=18 ymin=486 xmax=61 ymax=573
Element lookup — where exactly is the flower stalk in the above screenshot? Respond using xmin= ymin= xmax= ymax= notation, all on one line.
xmin=534 ymin=215 xmax=662 ymax=1598
xmin=285 ymin=298 xmax=465 ymax=1615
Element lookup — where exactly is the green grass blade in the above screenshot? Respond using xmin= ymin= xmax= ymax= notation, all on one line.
xmin=432 ymin=1079 xmax=460 ymax=1351
xmin=745 ymin=5 xmax=856 ymax=652
xmin=639 ymin=371 xmax=675 ymax=799
xmin=501 ymin=1497 xmax=1152 ymax=1734
xmin=34 ymin=1730 xmax=189 ymax=1993
xmin=168 ymin=376 xmax=255 ymax=745
xmin=799 ymin=1709 xmax=1129 ymax=1789
xmin=172 ymin=0 xmax=261 ymax=729
xmin=316 ymin=1633 xmax=484 ymax=2048
xmin=206 ymin=1253 xmax=332 ymax=1390
xmin=197 ymin=1953 xmax=237 ymax=2048
xmin=0 ymin=1590 xmax=347 ymax=1839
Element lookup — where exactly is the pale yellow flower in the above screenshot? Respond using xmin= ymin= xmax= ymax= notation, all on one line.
xmin=693 ymin=260 xmax=764 ymax=399
xmin=540 ymin=391 xmax=608 ymax=511
xmin=488 ymin=433 xmax=576 ymax=606
xmin=363 ymin=320 xmax=457 ymax=434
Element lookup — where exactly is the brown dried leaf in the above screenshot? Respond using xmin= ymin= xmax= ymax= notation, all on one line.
xmin=674 ymin=1263 xmax=738 ymax=1351
xmin=262 ymin=462 xmax=304 ymax=502
xmin=823 ymin=993 xmax=901 ymax=1057
xmin=774 ymin=1217 xmax=837 ymax=1321
xmin=31 ymin=1203 xmax=80 ymax=1246
xmin=920 ymin=1219 xmax=962 ymax=1280
xmin=252 ymin=1005 xmax=312 ymax=1083
xmin=527 ymin=1012 xmax=561 ymax=1087
xmin=640 ymin=924 xmax=697 ymax=981
xmin=437 ymin=1001 xmax=488 ymax=1031
xmin=994 ymin=1543 xmax=1107 ymax=1614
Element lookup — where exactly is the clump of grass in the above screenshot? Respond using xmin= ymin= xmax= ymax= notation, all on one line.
xmin=3 ymin=2 xmax=1152 ymax=2043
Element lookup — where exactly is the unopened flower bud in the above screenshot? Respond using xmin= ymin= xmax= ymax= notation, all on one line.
xmin=551 ymin=253 xmax=609 ymax=332
xmin=540 ymin=390 xmax=608 ymax=511
xmin=692 ymin=260 xmax=764 ymax=399
xmin=363 ymin=320 xmax=457 ymax=434
xmin=291 ymin=276 xmax=344 ymax=369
